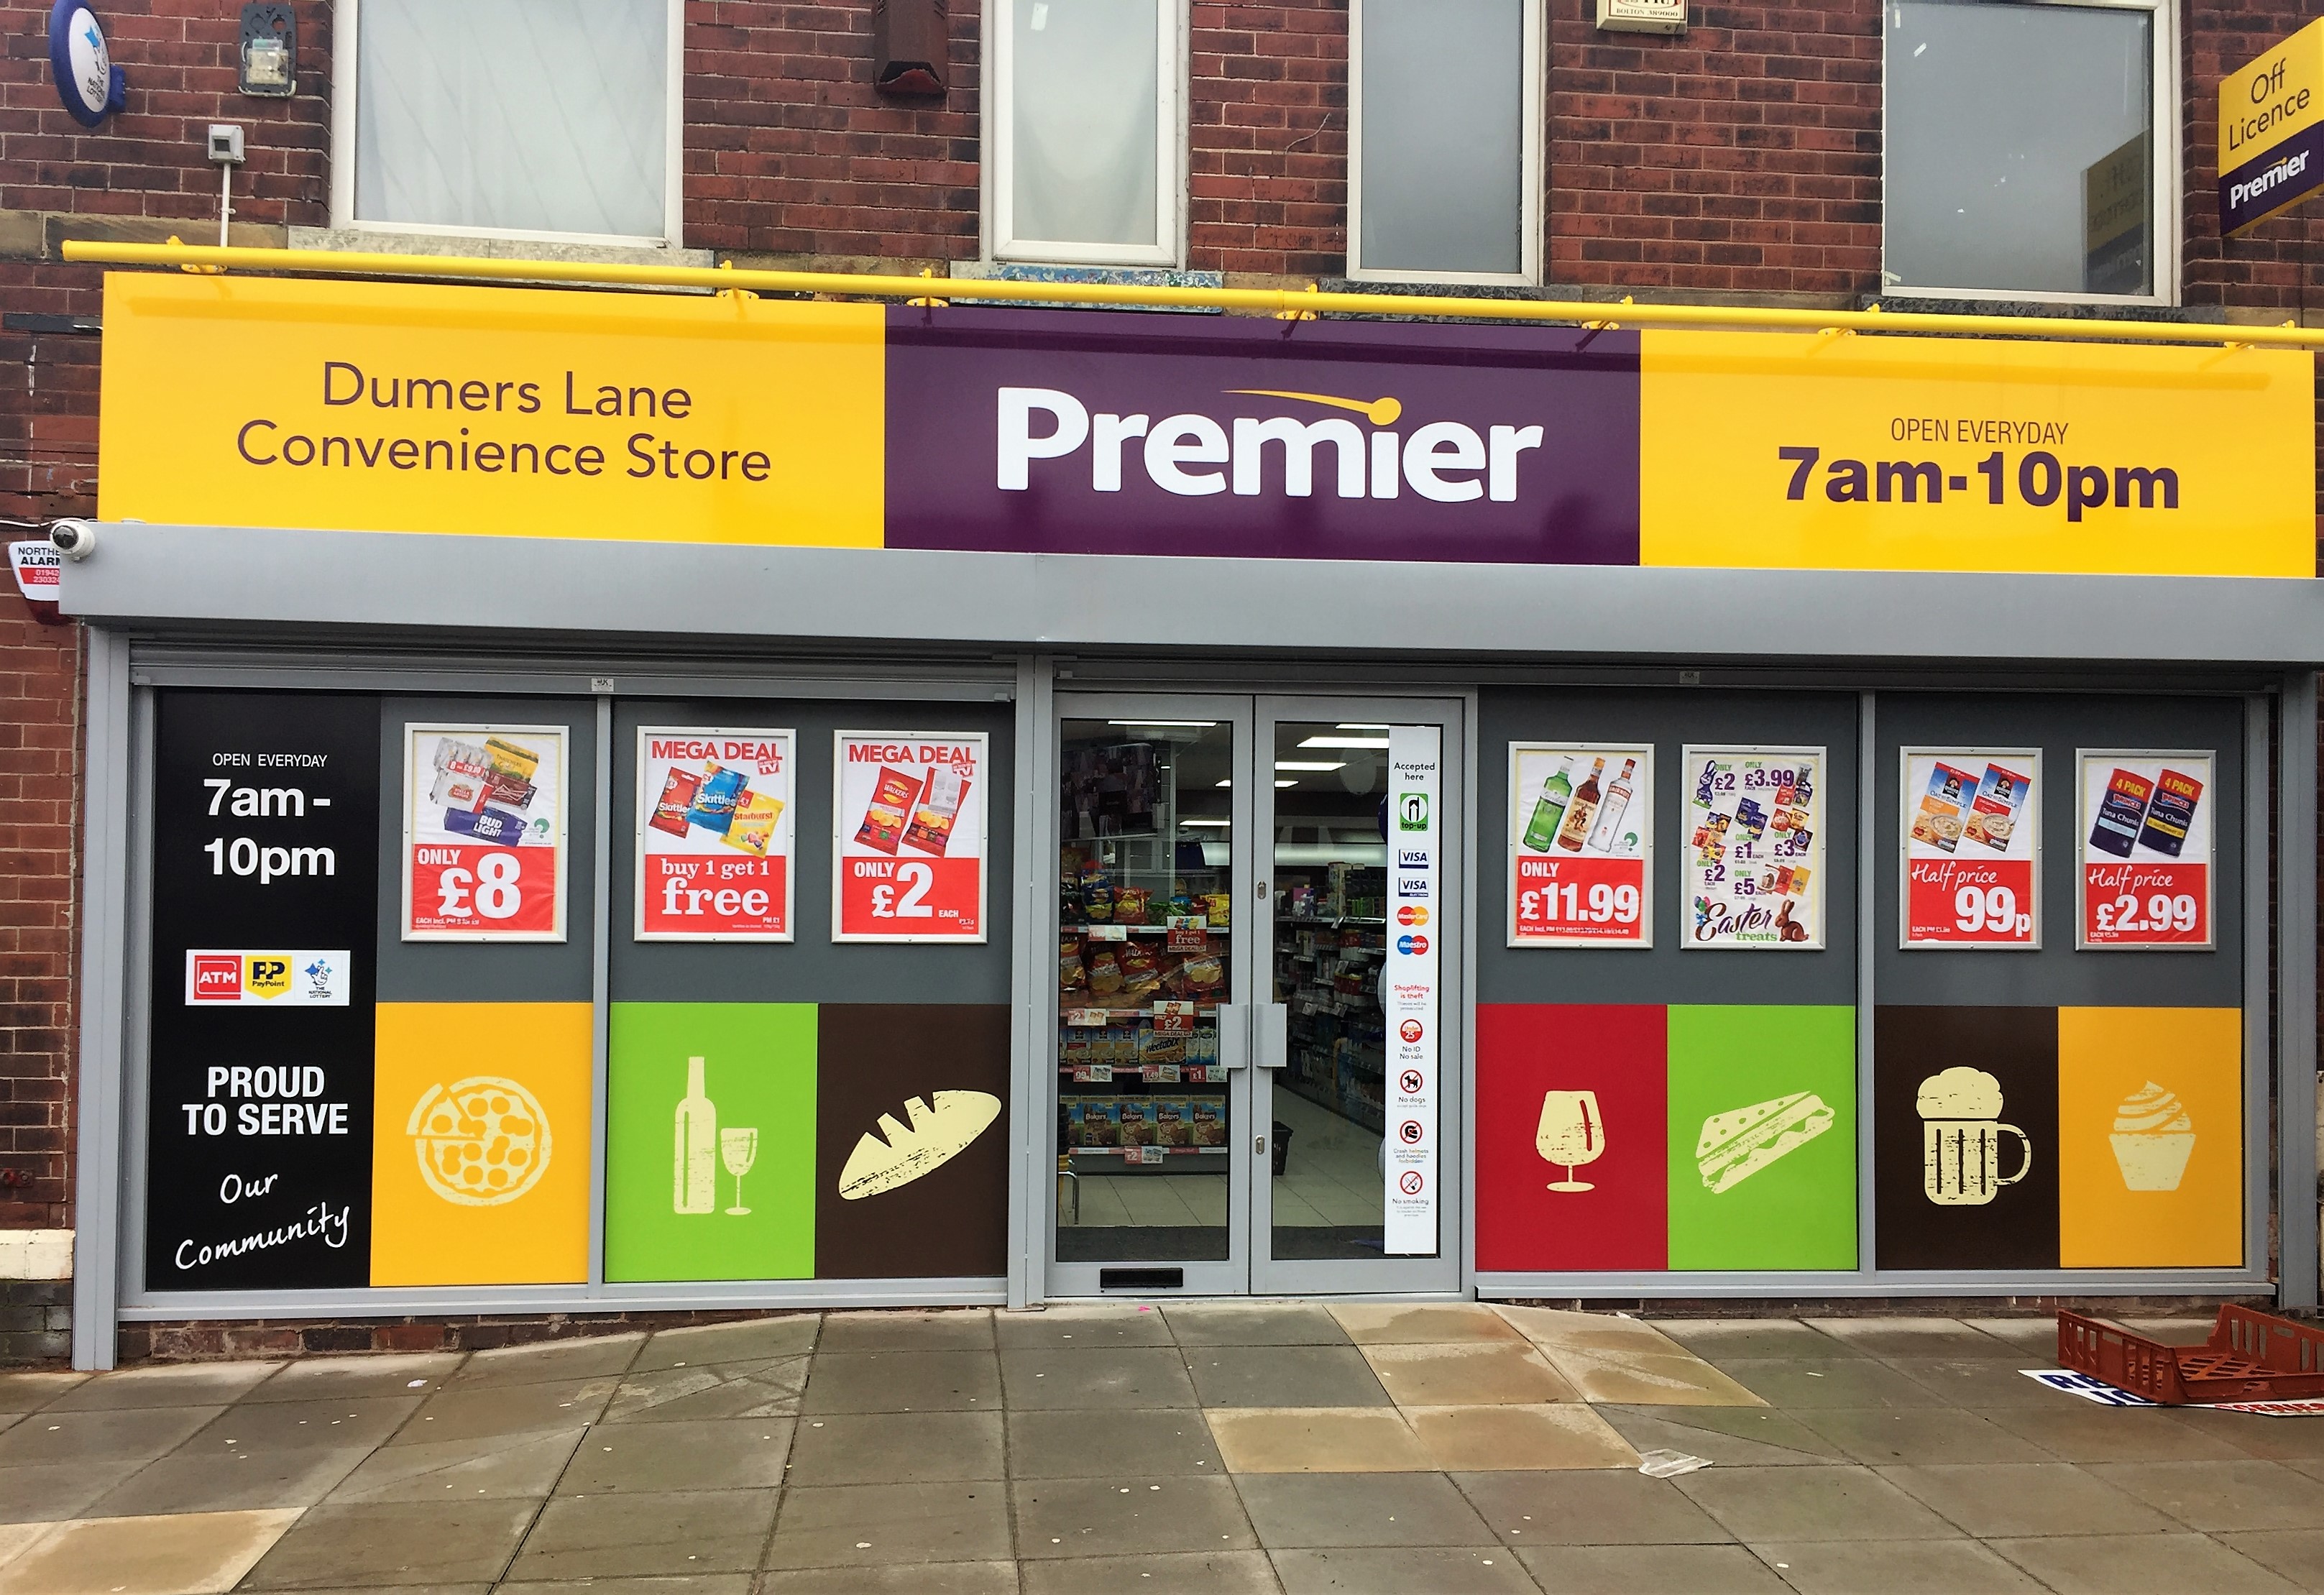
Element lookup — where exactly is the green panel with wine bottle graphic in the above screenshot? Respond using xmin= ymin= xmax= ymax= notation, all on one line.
xmin=1664 ymin=1004 xmax=1857 ymax=1270
xmin=605 ymin=1002 xmax=819 ymax=1282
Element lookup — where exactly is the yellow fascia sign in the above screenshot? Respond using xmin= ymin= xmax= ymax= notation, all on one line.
xmin=2220 ymin=18 xmax=2324 ymax=236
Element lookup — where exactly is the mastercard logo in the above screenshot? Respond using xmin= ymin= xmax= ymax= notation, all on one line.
xmin=1397 ymin=906 xmax=1429 ymax=926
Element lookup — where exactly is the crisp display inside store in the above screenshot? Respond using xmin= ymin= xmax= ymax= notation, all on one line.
xmin=402 ymin=724 xmax=568 ymax=940
xmin=1682 ymin=747 xmax=1824 ymax=949
xmin=1508 ymin=743 xmax=1652 ymax=947
xmin=1901 ymin=749 xmax=2040 ymax=949
xmin=635 ymin=727 xmax=795 ymax=940
xmin=832 ymin=731 xmax=988 ymax=942
xmin=2076 ymin=750 xmax=2214 ymax=949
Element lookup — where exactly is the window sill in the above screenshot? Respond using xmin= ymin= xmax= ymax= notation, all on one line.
xmin=1870 ymin=289 xmax=2205 ymax=321
xmin=292 ymin=226 xmax=714 ymax=271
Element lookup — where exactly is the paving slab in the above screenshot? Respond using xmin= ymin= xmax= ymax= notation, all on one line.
xmin=763 ymin=1481 xmax=1014 ymax=1569
xmin=0 ymin=1459 xmax=151 ymax=1523
xmin=1955 ymin=1318 xmax=2070 ymax=1357
xmin=326 ymin=1427 xmax=586 ymax=1504
xmin=241 ymin=1353 xmax=463 ymax=1402
xmin=1513 ymin=1543 xmax=1790 ymax=1594
xmin=1985 ymin=1530 xmax=2298 ymax=1593
xmin=1533 ymin=1348 xmax=1764 ymax=1407
xmin=1270 ymin=1545 xmax=1539 ymax=1594
xmin=803 ymin=1350 xmax=1003 ymax=1413
xmin=0 ymin=1521 xmax=47 ymax=1568
xmin=996 ymin=1303 xmax=1175 ymax=1349
xmin=80 ymin=1443 xmax=371 ymax=1517
xmin=1329 ymin=1303 xmax=1525 ymax=1346
xmin=1802 ymin=1317 xmax=2029 ymax=1362
xmin=601 ymin=1356 xmax=809 ymax=1422
xmin=42 ymin=1361 xmax=280 ymax=1411
xmin=1015 ymin=1474 xmax=1258 ymax=1557
xmin=1001 ymin=1348 xmax=1197 ymax=1410
xmin=1652 ymin=1320 xmax=1865 ymax=1361
xmin=2083 ymin=1457 xmax=2324 ymax=1532
xmin=1007 ymin=1409 xmax=1224 ymax=1479
xmin=0 ymin=1371 xmax=84 ymax=1414
xmin=1358 ymin=1342 xmax=1576 ymax=1406
xmin=1183 ymin=1345 xmax=1392 ymax=1408
xmin=1979 ymin=1401 xmax=2260 ymax=1463
xmin=1673 ymin=1464 xmax=1958 ymax=1543
xmin=446 ymin=1335 xmax=644 ymax=1387
xmin=1709 ymin=1358 xmax=1948 ymax=1410
xmin=2162 ymin=1403 xmax=2324 ymax=1461
xmin=2212 ymin=1530 xmax=2324 ymax=1586
xmin=1791 ymin=1406 xmax=2055 ymax=1466
xmin=1235 ymin=1471 xmax=1494 ymax=1548
xmin=1745 ymin=1535 xmax=2045 ymax=1593
xmin=1882 ymin=1356 xmax=2091 ymax=1409
xmin=1594 ymin=1405 xmax=1850 ymax=1468
xmin=500 ymin=1579 xmax=751 ymax=1595
xmin=237 ymin=1498 xmax=539 ymax=1589
xmin=0 ymin=1506 xmax=299 ymax=1595
xmin=760 ymin=1563 xmax=1019 ymax=1593
xmin=1877 ymin=1461 xmax=2167 ymax=1538
xmin=1453 ymin=1468 xmax=1732 ymax=1546
xmin=556 ymin=1417 xmax=792 ymax=1492
xmin=786 ymin=1410 xmax=1005 ymax=1485
xmin=1021 ymin=1551 xmax=1275 ymax=1593
xmin=504 ymin=1487 xmax=778 ymax=1579
xmin=181 ymin=1393 xmax=422 ymax=1451
xmin=1165 ymin=1302 xmax=1352 ymax=1347
xmin=1203 ymin=1406 xmax=1430 ymax=1473
xmin=391 ymin=1378 xmax=617 ymax=1445
xmin=630 ymin=1315 xmax=820 ymax=1369
xmin=0 ymin=1404 xmax=224 ymax=1466
xmin=1406 ymin=1404 xmax=1638 ymax=1471
xmin=816 ymin=1309 xmax=995 ymax=1352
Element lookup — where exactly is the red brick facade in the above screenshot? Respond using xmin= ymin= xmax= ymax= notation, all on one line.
xmin=0 ymin=0 xmax=2320 ymax=1266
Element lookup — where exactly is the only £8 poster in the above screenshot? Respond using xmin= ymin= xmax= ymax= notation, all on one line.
xmin=2077 ymin=751 xmax=2214 ymax=949
xmin=832 ymin=731 xmax=988 ymax=942
xmin=1901 ymin=750 xmax=2040 ymax=949
xmin=1683 ymin=748 xmax=1823 ymax=950
xmin=1508 ymin=744 xmax=1652 ymax=947
xmin=403 ymin=725 xmax=567 ymax=940
xmin=635 ymin=727 xmax=796 ymax=940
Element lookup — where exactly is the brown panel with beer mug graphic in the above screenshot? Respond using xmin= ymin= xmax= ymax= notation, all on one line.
xmin=1873 ymin=1006 xmax=2059 ymax=1269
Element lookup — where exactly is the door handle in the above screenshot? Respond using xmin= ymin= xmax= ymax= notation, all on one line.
xmin=1215 ymin=1002 xmax=1249 ymax=1072
xmin=1254 ymin=1003 xmax=1288 ymax=1070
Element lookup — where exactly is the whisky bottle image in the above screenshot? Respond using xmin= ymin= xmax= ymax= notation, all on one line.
xmin=1521 ymin=758 xmax=1574 ymax=852
xmin=674 ymin=1055 xmax=719 ymax=1215
xmin=1587 ymin=758 xmax=1638 ymax=854
xmin=1556 ymin=758 xmax=1605 ymax=852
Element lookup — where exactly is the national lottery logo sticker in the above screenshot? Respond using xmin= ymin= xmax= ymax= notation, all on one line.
xmin=185 ymin=950 xmax=349 ymax=1006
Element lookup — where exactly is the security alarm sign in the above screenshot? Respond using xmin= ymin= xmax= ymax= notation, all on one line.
xmin=402 ymin=724 xmax=567 ymax=940
xmin=832 ymin=731 xmax=986 ymax=942
xmin=635 ymin=727 xmax=795 ymax=940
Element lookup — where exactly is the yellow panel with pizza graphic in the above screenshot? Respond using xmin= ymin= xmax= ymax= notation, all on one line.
xmin=371 ymin=1003 xmax=594 ymax=1285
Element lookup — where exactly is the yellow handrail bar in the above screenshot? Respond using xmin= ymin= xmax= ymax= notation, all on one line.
xmin=57 ymin=239 xmax=2324 ymax=351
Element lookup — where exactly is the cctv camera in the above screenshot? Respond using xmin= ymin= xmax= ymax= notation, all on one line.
xmin=49 ymin=520 xmax=96 ymax=561
xmin=206 ymin=124 xmax=246 ymax=166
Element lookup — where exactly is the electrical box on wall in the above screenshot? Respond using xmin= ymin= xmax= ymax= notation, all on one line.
xmin=873 ymin=0 xmax=948 ymax=96
xmin=237 ymin=1 xmax=294 ymax=96
xmin=1597 ymin=0 xmax=1686 ymax=35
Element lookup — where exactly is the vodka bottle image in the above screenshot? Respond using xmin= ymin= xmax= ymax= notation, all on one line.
xmin=1521 ymin=758 xmax=1574 ymax=852
xmin=1556 ymin=758 xmax=1606 ymax=852
xmin=674 ymin=1055 xmax=719 ymax=1215
xmin=1587 ymin=758 xmax=1638 ymax=854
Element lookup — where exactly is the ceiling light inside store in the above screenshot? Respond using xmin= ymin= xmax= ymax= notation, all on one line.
xmin=1275 ymin=779 xmax=1297 ymax=788
xmin=1274 ymin=760 xmax=1345 ymax=772
xmin=1299 ymin=735 xmax=1390 ymax=749
xmin=1178 ymin=819 xmax=1231 ymax=828
xmin=1336 ymin=722 xmax=1391 ymax=730
xmin=1108 ymin=720 xmax=1216 ymax=727
xmin=1216 ymin=779 xmax=1231 ymax=788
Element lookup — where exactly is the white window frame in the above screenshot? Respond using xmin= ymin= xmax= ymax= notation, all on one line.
xmin=986 ymin=0 xmax=1187 ymax=268
xmin=1880 ymin=0 xmax=2180 ymax=307
xmin=1345 ymin=0 xmax=1545 ymax=287
xmin=329 ymin=0 xmax=686 ymax=250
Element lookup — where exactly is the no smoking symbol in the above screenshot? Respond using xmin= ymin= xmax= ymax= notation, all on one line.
xmin=1398 ymin=1171 xmax=1425 ymax=1195
xmin=1398 ymin=1119 xmax=1424 ymax=1145
xmin=1399 ymin=1069 xmax=1425 ymax=1094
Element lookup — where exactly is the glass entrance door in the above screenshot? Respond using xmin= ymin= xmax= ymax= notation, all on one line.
xmin=1047 ymin=694 xmax=1461 ymax=1297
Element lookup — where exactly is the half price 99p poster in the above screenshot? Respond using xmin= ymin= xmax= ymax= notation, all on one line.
xmin=1901 ymin=749 xmax=2039 ymax=949
xmin=636 ymin=727 xmax=795 ymax=940
xmin=403 ymin=725 xmax=567 ymax=940
xmin=832 ymin=731 xmax=987 ymax=942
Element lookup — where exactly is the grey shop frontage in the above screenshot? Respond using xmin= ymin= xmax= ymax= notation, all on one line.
xmin=51 ymin=270 xmax=2324 ymax=1369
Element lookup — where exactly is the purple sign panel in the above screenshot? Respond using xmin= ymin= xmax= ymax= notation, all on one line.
xmin=883 ymin=309 xmax=1640 ymax=565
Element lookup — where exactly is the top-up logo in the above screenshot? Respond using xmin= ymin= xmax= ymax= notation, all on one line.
xmin=1397 ymin=792 xmax=1430 ymax=831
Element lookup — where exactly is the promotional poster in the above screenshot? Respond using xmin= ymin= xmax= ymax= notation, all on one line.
xmin=2076 ymin=750 xmax=2214 ymax=949
xmin=635 ymin=727 xmax=796 ymax=940
xmin=1681 ymin=748 xmax=1824 ymax=950
xmin=832 ymin=731 xmax=988 ymax=942
xmin=402 ymin=724 xmax=568 ymax=940
xmin=1507 ymin=743 xmax=1652 ymax=947
xmin=1901 ymin=749 xmax=2040 ymax=948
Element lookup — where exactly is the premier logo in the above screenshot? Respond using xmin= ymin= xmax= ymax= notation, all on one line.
xmin=2229 ymin=149 xmax=2311 ymax=213
xmin=997 ymin=387 xmax=1544 ymax=502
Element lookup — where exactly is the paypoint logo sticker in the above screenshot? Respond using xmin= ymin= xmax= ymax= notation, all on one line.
xmin=184 ymin=950 xmax=350 ymax=1006
xmin=244 ymin=957 xmax=292 ymax=999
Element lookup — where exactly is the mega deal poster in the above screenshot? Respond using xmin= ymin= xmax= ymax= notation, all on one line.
xmin=635 ymin=727 xmax=796 ymax=940
xmin=402 ymin=725 xmax=568 ymax=940
xmin=1682 ymin=747 xmax=1823 ymax=950
xmin=832 ymin=730 xmax=988 ymax=942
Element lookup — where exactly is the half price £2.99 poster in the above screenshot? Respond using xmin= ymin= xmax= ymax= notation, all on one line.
xmin=403 ymin=725 xmax=567 ymax=940
xmin=1901 ymin=749 xmax=2040 ymax=949
xmin=832 ymin=731 xmax=987 ymax=942
xmin=636 ymin=727 xmax=795 ymax=940
xmin=2077 ymin=750 xmax=2214 ymax=949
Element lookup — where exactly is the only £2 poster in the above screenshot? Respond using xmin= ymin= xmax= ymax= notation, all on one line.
xmin=2077 ymin=750 xmax=2214 ymax=950
xmin=635 ymin=727 xmax=796 ymax=940
xmin=403 ymin=725 xmax=567 ymax=941
xmin=1901 ymin=750 xmax=2040 ymax=949
xmin=1507 ymin=743 xmax=1652 ymax=947
xmin=1683 ymin=747 xmax=1823 ymax=950
xmin=832 ymin=731 xmax=987 ymax=942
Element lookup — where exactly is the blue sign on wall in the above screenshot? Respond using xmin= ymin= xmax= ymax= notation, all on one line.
xmin=49 ymin=1 xmax=127 ymax=128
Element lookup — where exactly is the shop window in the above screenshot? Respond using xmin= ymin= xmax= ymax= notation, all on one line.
xmin=333 ymin=0 xmax=682 ymax=247
xmin=1884 ymin=0 xmax=2175 ymax=303
xmin=1347 ymin=0 xmax=1543 ymax=285
xmin=990 ymin=0 xmax=1182 ymax=266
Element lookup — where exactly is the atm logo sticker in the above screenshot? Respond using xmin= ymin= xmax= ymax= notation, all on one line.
xmin=184 ymin=950 xmax=350 ymax=1006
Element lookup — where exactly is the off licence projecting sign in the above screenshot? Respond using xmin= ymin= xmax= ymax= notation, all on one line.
xmin=832 ymin=731 xmax=987 ymax=942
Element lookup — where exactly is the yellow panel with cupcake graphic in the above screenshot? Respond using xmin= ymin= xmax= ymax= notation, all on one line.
xmin=2056 ymin=1007 xmax=2243 ymax=1268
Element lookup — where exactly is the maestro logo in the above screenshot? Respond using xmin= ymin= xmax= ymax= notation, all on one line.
xmin=1396 ymin=933 xmax=1430 ymax=955
xmin=1397 ymin=791 xmax=1430 ymax=831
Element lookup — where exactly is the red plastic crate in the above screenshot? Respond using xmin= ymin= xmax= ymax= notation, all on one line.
xmin=2057 ymin=1307 xmax=2324 ymax=1405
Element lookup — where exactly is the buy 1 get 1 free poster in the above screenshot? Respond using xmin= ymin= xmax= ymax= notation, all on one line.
xmin=1507 ymin=743 xmax=1652 ymax=947
xmin=832 ymin=731 xmax=988 ymax=942
xmin=1901 ymin=750 xmax=2039 ymax=948
xmin=1681 ymin=747 xmax=1822 ymax=949
xmin=635 ymin=727 xmax=796 ymax=940
xmin=403 ymin=725 xmax=567 ymax=940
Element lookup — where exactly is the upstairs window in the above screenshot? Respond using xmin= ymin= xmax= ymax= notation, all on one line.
xmin=991 ymin=0 xmax=1182 ymax=266
xmin=334 ymin=0 xmax=681 ymax=247
xmin=1348 ymin=0 xmax=1543 ymax=285
xmin=1885 ymin=0 xmax=2174 ymax=302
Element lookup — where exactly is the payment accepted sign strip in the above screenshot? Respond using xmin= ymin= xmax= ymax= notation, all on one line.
xmin=1384 ymin=725 xmax=1441 ymax=1256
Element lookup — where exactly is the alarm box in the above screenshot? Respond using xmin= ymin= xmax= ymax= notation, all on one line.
xmin=873 ymin=0 xmax=949 ymax=96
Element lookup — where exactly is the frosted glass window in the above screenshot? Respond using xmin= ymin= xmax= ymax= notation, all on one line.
xmin=354 ymin=0 xmax=671 ymax=242
xmin=1355 ymin=0 xmax=1528 ymax=278
xmin=1886 ymin=1 xmax=2158 ymax=297
xmin=1006 ymin=0 xmax=1162 ymax=250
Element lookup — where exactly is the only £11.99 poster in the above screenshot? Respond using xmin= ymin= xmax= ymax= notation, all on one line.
xmin=636 ymin=727 xmax=795 ymax=940
xmin=1507 ymin=743 xmax=1652 ymax=947
xmin=832 ymin=731 xmax=987 ymax=942
xmin=1901 ymin=749 xmax=2039 ymax=949
xmin=1683 ymin=747 xmax=1822 ymax=950
xmin=2077 ymin=750 xmax=2214 ymax=950
xmin=403 ymin=725 xmax=567 ymax=940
